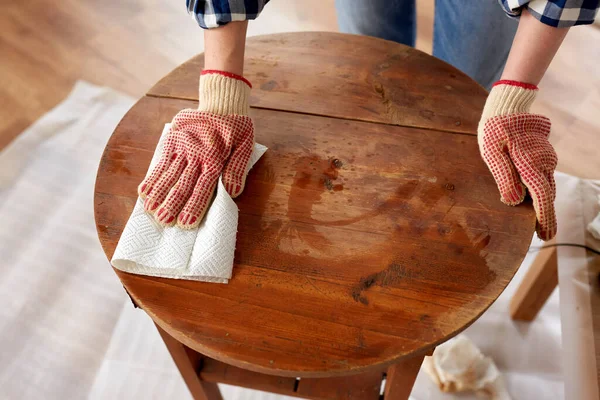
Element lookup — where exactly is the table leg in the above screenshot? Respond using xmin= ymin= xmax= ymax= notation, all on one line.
xmin=155 ymin=323 xmax=223 ymax=400
xmin=509 ymin=239 xmax=559 ymax=321
xmin=383 ymin=352 xmax=427 ymax=400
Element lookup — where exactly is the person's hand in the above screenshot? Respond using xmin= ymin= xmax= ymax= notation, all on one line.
xmin=138 ymin=70 xmax=254 ymax=229
xmin=478 ymin=80 xmax=558 ymax=241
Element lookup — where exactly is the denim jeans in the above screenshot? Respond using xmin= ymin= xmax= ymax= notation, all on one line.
xmin=335 ymin=0 xmax=518 ymax=90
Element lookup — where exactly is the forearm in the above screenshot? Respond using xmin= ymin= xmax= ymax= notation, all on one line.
xmin=203 ymin=21 xmax=248 ymax=75
xmin=501 ymin=8 xmax=569 ymax=86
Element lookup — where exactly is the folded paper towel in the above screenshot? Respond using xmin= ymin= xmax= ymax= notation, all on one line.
xmin=112 ymin=123 xmax=267 ymax=283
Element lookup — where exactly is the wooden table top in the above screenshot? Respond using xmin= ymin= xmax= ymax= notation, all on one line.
xmin=94 ymin=32 xmax=536 ymax=378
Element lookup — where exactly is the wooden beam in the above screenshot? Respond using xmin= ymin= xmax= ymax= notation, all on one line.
xmin=155 ymin=324 xmax=223 ymax=400
xmin=510 ymin=241 xmax=559 ymax=321
xmin=384 ymin=353 xmax=427 ymax=399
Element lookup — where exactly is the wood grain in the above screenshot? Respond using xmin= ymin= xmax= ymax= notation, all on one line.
xmin=95 ymin=76 xmax=535 ymax=377
xmin=147 ymin=32 xmax=488 ymax=135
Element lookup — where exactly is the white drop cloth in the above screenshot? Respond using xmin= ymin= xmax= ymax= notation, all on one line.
xmin=553 ymin=172 xmax=600 ymax=400
xmin=0 ymin=81 xmax=133 ymax=399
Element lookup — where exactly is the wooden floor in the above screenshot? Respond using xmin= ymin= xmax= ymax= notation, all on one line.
xmin=1 ymin=0 xmax=598 ymax=178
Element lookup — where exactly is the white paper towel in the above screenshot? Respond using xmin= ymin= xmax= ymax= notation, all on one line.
xmin=112 ymin=123 xmax=267 ymax=283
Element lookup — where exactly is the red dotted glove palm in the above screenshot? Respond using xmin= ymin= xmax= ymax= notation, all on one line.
xmin=138 ymin=110 xmax=254 ymax=229
xmin=138 ymin=70 xmax=254 ymax=229
xmin=478 ymin=81 xmax=558 ymax=241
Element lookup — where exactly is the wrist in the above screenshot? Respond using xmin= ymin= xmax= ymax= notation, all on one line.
xmin=203 ymin=21 xmax=248 ymax=77
xmin=198 ymin=70 xmax=252 ymax=116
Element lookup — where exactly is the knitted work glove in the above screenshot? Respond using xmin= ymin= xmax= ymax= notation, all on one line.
xmin=478 ymin=80 xmax=557 ymax=241
xmin=138 ymin=70 xmax=254 ymax=229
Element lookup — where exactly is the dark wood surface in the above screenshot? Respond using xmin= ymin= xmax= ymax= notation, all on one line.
xmin=94 ymin=32 xmax=536 ymax=378
xmin=147 ymin=32 xmax=487 ymax=135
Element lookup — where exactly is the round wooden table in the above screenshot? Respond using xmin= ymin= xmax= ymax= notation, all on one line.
xmin=94 ymin=32 xmax=536 ymax=400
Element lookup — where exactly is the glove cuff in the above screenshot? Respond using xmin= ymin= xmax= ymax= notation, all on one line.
xmin=198 ymin=70 xmax=252 ymax=116
xmin=481 ymin=80 xmax=538 ymax=122
xmin=477 ymin=80 xmax=539 ymax=153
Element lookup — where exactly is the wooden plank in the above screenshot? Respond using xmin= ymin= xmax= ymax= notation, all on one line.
xmin=199 ymin=357 xmax=384 ymax=400
xmin=147 ymin=32 xmax=487 ymax=135
xmin=155 ymin=323 xmax=223 ymax=400
xmin=509 ymin=240 xmax=558 ymax=321
xmin=94 ymin=95 xmax=536 ymax=377
xmin=296 ymin=370 xmax=384 ymax=400
xmin=199 ymin=357 xmax=298 ymax=397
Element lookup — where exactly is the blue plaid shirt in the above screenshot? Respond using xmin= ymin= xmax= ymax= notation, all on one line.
xmin=499 ymin=0 xmax=599 ymax=27
xmin=187 ymin=0 xmax=599 ymax=29
xmin=186 ymin=0 xmax=270 ymax=29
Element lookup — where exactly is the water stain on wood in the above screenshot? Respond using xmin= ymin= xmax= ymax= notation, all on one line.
xmin=351 ymin=262 xmax=414 ymax=305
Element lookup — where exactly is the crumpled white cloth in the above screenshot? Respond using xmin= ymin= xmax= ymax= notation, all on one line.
xmin=423 ymin=335 xmax=511 ymax=400
xmin=587 ymin=194 xmax=600 ymax=240
xmin=112 ymin=123 xmax=267 ymax=283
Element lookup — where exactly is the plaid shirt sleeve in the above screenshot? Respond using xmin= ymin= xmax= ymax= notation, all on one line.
xmin=499 ymin=0 xmax=600 ymax=27
xmin=186 ymin=0 xmax=270 ymax=29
